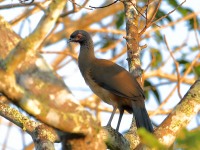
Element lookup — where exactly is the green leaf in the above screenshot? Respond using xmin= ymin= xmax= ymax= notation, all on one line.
xmin=191 ymin=46 xmax=200 ymax=51
xmin=144 ymin=80 xmax=161 ymax=104
xmin=179 ymin=8 xmax=193 ymax=16
xmin=193 ymin=65 xmax=200 ymax=77
xmin=167 ymin=1 xmax=192 ymax=16
xmin=177 ymin=59 xmax=189 ymax=65
xmin=175 ymin=128 xmax=200 ymax=150
xmin=154 ymin=31 xmax=163 ymax=43
xmin=138 ymin=128 xmax=167 ymax=149
xmin=187 ymin=16 xmax=200 ymax=30
xmin=168 ymin=0 xmax=179 ymax=7
xmin=115 ymin=12 xmax=125 ymax=29
xmin=177 ymin=59 xmax=190 ymax=74
xmin=155 ymin=10 xmax=173 ymax=26
xmin=150 ymin=47 xmax=162 ymax=68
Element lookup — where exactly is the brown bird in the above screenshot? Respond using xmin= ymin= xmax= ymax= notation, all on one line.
xmin=68 ymin=30 xmax=153 ymax=132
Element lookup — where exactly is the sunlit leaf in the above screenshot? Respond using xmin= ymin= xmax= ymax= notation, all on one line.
xmin=175 ymin=128 xmax=200 ymax=150
xmin=138 ymin=128 xmax=167 ymax=149
xmin=150 ymin=47 xmax=162 ymax=68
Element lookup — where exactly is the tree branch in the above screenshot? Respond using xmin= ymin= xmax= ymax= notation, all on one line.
xmin=0 ymin=102 xmax=59 ymax=149
xmin=5 ymin=0 xmax=67 ymax=73
xmin=0 ymin=3 xmax=106 ymax=150
xmin=154 ymin=79 xmax=200 ymax=147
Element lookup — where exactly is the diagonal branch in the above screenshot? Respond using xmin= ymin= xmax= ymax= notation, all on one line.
xmin=154 ymin=79 xmax=200 ymax=147
xmin=4 ymin=0 xmax=67 ymax=73
xmin=0 ymin=102 xmax=59 ymax=141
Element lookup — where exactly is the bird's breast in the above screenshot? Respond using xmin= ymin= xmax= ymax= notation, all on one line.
xmin=83 ymin=71 xmax=115 ymax=106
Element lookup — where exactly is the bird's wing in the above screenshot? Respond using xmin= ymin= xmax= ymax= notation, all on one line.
xmin=89 ymin=59 xmax=145 ymax=100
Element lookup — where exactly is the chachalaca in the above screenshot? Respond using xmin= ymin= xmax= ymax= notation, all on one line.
xmin=68 ymin=30 xmax=153 ymax=132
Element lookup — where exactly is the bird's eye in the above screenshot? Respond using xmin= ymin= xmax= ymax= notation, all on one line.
xmin=77 ymin=33 xmax=82 ymax=39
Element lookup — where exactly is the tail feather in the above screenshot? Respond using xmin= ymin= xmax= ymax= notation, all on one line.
xmin=132 ymin=106 xmax=154 ymax=133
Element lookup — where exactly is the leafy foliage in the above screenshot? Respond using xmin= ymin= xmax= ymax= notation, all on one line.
xmin=177 ymin=58 xmax=200 ymax=77
xmin=115 ymin=11 xmax=125 ymax=29
xmin=150 ymin=47 xmax=163 ymax=69
xmin=155 ymin=9 xmax=173 ymax=25
xmin=138 ymin=128 xmax=200 ymax=150
xmin=167 ymin=1 xmax=198 ymax=30
xmin=144 ymin=80 xmax=161 ymax=104
xmin=175 ymin=128 xmax=200 ymax=150
xmin=138 ymin=128 xmax=167 ymax=150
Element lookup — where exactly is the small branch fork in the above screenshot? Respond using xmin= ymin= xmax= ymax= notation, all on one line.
xmin=139 ymin=0 xmax=186 ymax=36
xmin=88 ymin=0 xmax=186 ymax=38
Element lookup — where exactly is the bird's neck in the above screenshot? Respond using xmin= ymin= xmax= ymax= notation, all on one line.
xmin=79 ymin=40 xmax=95 ymax=61
xmin=78 ymin=40 xmax=96 ymax=74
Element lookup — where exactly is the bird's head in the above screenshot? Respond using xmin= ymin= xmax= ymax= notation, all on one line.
xmin=68 ymin=30 xmax=90 ymax=43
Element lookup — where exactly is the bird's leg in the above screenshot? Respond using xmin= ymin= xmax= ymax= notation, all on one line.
xmin=107 ymin=106 xmax=117 ymax=127
xmin=116 ymin=109 xmax=124 ymax=132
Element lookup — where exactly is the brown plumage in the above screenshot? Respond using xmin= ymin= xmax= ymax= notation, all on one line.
xmin=68 ymin=30 xmax=153 ymax=132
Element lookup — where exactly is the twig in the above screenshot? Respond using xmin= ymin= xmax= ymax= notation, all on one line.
xmin=89 ymin=0 xmax=119 ymax=9
xmin=194 ymin=16 xmax=200 ymax=48
xmin=144 ymin=70 xmax=195 ymax=85
xmin=111 ymin=46 xmax=126 ymax=61
xmin=54 ymin=59 xmax=73 ymax=70
xmin=0 ymin=2 xmax=37 ymax=9
xmin=40 ymin=50 xmax=78 ymax=60
xmin=159 ymin=37 xmax=188 ymax=68
xmin=144 ymin=50 xmax=156 ymax=71
xmin=10 ymin=1 xmax=50 ymax=26
xmin=88 ymin=28 xmax=125 ymax=35
xmin=144 ymin=81 xmax=173 ymax=91
xmin=139 ymin=0 xmax=162 ymax=36
xmin=61 ymin=0 xmax=91 ymax=17
xmin=97 ymin=39 xmax=123 ymax=53
xmin=145 ymin=0 xmax=149 ymax=25
xmin=151 ymin=51 xmax=200 ymax=116
xmin=153 ymin=0 xmax=186 ymax=24
xmin=164 ymin=35 xmax=182 ymax=99
xmin=145 ymin=10 xmax=200 ymax=36
xmin=68 ymin=0 xmax=92 ymax=10
xmin=80 ymin=95 xmax=172 ymax=116
xmin=37 ymin=21 xmax=60 ymax=50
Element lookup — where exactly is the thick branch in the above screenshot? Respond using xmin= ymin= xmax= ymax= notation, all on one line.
xmin=0 ymin=102 xmax=59 ymax=142
xmin=154 ymin=79 xmax=200 ymax=147
xmin=5 ymin=0 xmax=67 ymax=73
xmin=101 ymin=126 xmax=130 ymax=150
xmin=122 ymin=0 xmax=142 ymax=77
xmin=0 ymin=4 xmax=106 ymax=150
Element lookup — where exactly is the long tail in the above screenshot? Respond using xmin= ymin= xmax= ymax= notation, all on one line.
xmin=132 ymin=105 xmax=154 ymax=133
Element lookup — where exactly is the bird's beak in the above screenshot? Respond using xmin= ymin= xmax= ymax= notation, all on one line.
xmin=68 ymin=38 xmax=73 ymax=43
